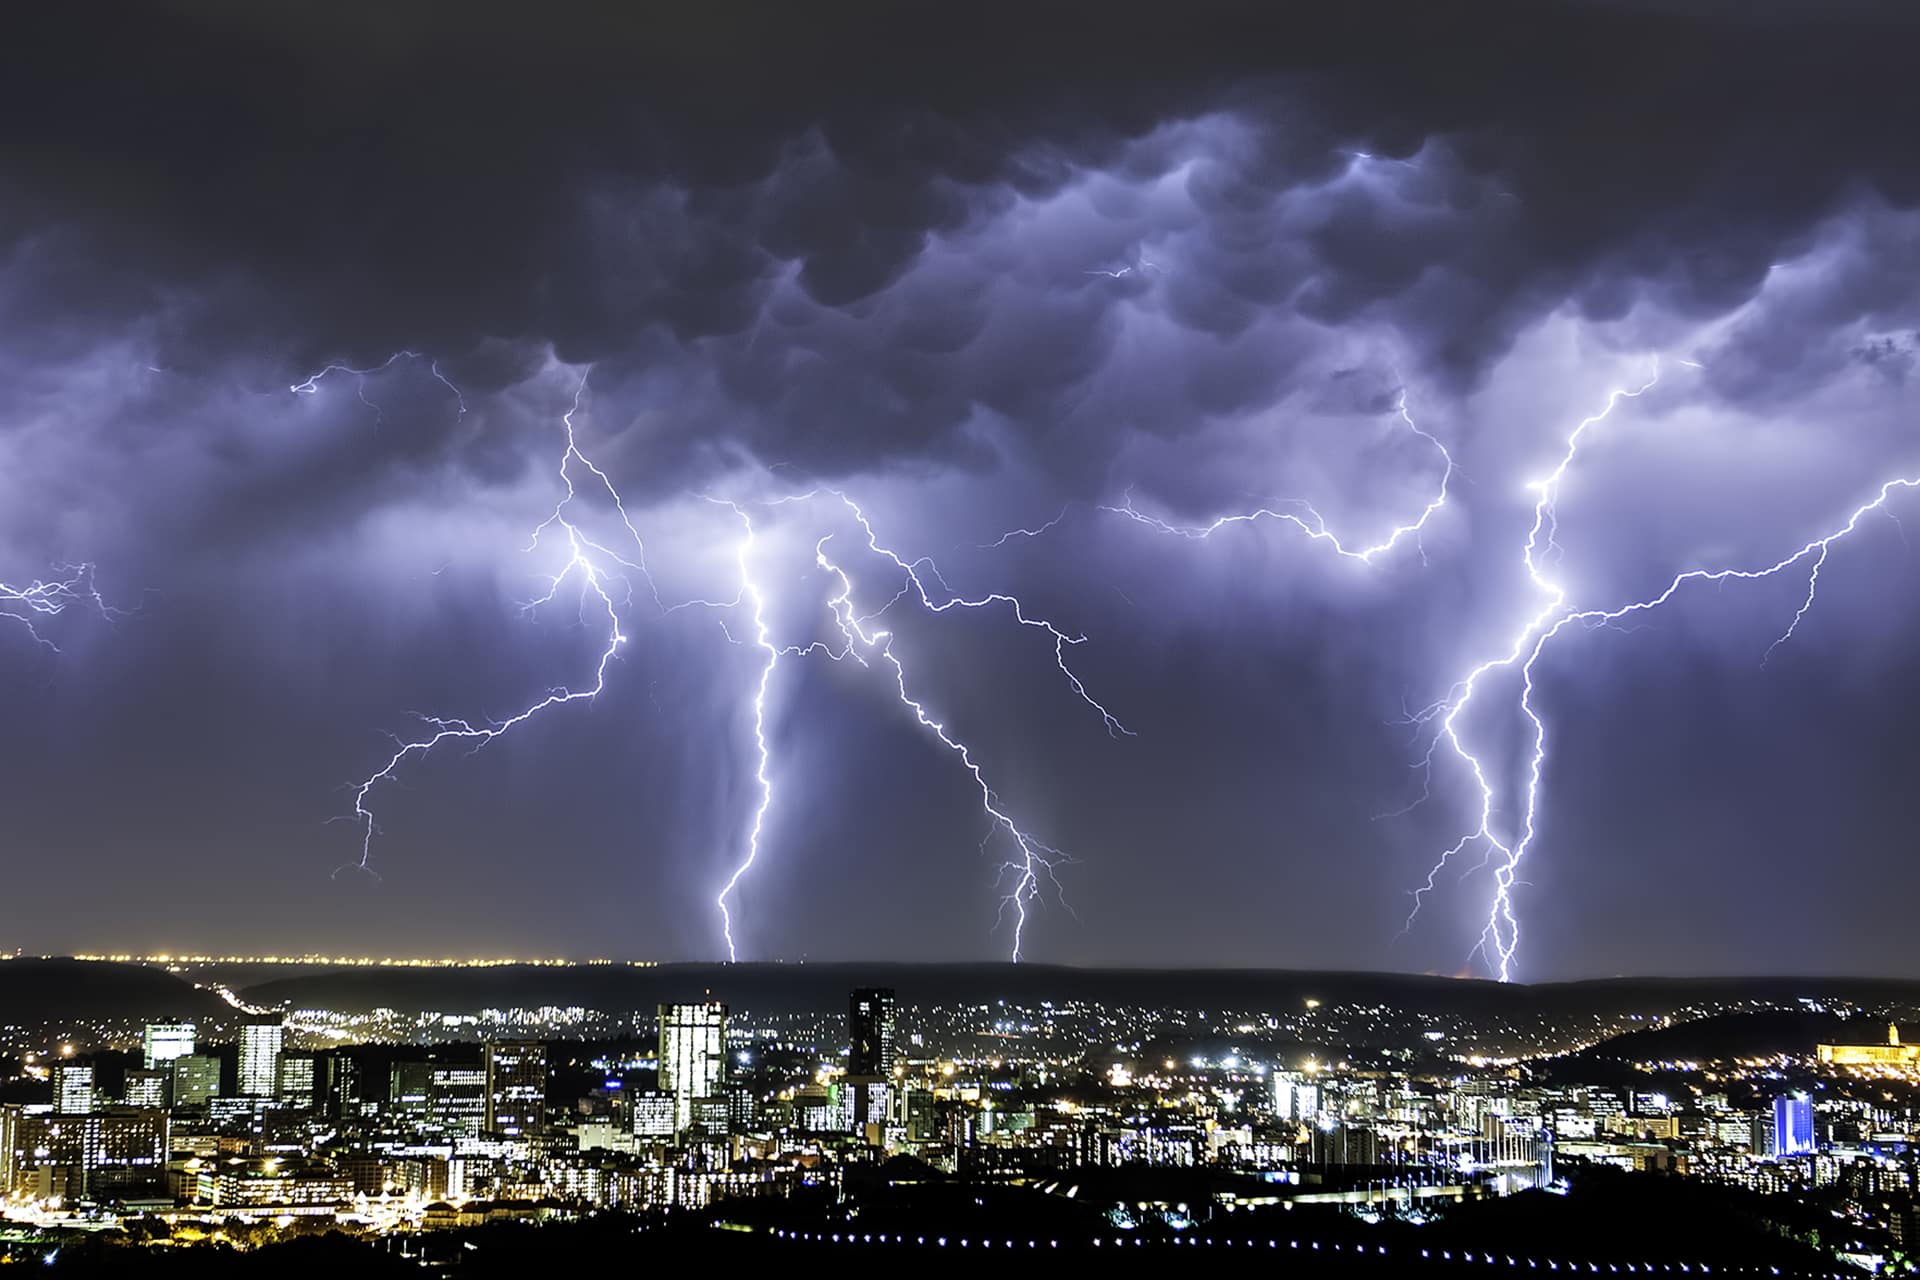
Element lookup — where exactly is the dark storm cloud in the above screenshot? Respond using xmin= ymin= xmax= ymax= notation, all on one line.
xmin=5 ymin=0 xmax=1920 ymax=482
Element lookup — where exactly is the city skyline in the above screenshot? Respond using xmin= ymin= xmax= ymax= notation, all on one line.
xmin=8 ymin=2 xmax=1920 ymax=981
xmin=3 ymin=961 xmax=1916 ymax=1272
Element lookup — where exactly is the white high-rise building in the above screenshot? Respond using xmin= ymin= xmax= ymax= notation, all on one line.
xmin=124 ymin=1069 xmax=169 ymax=1109
xmin=238 ymin=1016 xmax=284 ymax=1097
xmin=657 ymin=1002 xmax=727 ymax=1135
xmin=631 ymin=1090 xmax=676 ymax=1139
xmin=141 ymin=1023 xmax=197 ymax=1071
xmin=53 ymin=1062 xmax=95 ymax=1115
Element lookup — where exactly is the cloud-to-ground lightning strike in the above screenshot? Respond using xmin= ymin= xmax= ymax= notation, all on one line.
xmin=704 ymin=494 xmax=827 ymax=965
xmin=711 ymin=502 xmax=780 ymax=965
xmin=1405 ymin=364 xmax=1920 ymax=981
xmin=808 ymin=522 xmax=1077 ymax=961
xmin=1400 ymin=373 xmax=1662 ymax=979
xmin=1097 ymin=391 xmax=1456 ymax=566
xmin=340 ymin=373 xmax=637 ymax=877
xmin=317 ymin=356 xmax=1128 ymax=959
xmin=709 ymin=491 xmax=1130 ymax=961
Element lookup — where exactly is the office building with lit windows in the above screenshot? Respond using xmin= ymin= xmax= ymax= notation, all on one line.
xmin=1773 ymin=1095 xmax=1815 ymax=1157
xmin=849 ymin=987 xmax=897 ymax=1076
xmin=278 ymin=1053 xmax=317 ymax=1107
xmin=485 ymin=1041 xmax=547 ymax=1137
xmin=631 ymin=1090 xmax=676 ymax=1140
xmin=141 ymin=1022 xmax=196 ymax=1071
xmin=52 ymin=1062 xmax=95 ymax=1115
xmin=238 ymin=1014 xmax=284 ymax=1097
xmin=658 ymin=1002 xmax=727 ymax=1135
xmin=123 ymin=1069 xmax=169 ymax=1110
xmin=171 ymin=1055 xmax=221 ymax=1108
xmin=11 ymin=1109 xmax=168 ymax=1199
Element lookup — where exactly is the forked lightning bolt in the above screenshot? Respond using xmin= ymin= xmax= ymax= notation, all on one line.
xmin=1400 ymin=373 xmax=1661 ymax=978
xmin=710 ymin=492 xmax=1128 ymax=961
xmin=0 ymin=564 xmax=116 ymax=652
xmin=317 ymin=357 xmax=1125 ymax=959
xmin=839 ymin=495 xmax=1132 ymax=740
xmin=340 ymin=372 xmax=639 ymax=876
xmin=809 ymin=514 xmax=1078 ymax=961
xmin=705 ymin=494 xmax=833 ymax=964
xmin=1405 ymin=362 xmax=1920 ymax=980
xmin=291 ymin=350 xmax=467 ymax=419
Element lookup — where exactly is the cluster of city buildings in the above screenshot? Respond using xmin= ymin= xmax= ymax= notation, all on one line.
xmin=3 ymin=985 xmax=1920 ymax=1258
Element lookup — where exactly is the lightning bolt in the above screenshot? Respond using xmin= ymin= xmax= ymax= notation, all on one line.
xmin=0 ymin=564 xmax=116 ymax=653
xmin=704 ymin=493 xmax=834 ymax=964
xmin=976 ymin=506 xmax=1072 ymax=549
xmin=340 ymin=372 xmax=638 ymax=877
xmin=316 ymin=356 xmax=1124 ymax=959
xmin=1098 ymin=390 xmax=1455 ymax=566
xmin=290 ymin=351 xmax=467 ymax=420
xmin=807 ymin=516 xmax=1074 ymax=961
xmin=838 ymin=495 xmax=1132 ymax=740
xmin=1084 ymin=254 xmax=1163 ymax=281
xmin=1399 ymin=372 xmax=1662 ymax=978
xmin=709 ymin=491 xmax=1127 ymax=961
xmin=1406 ymin=360 xmax=1918 ymax=980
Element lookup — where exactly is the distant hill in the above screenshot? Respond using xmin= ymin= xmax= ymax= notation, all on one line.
xmin=15 ymin=959 xmax=1920 ymax=1043
xmin=0 ymin=959 xmax=228 ymax=1025
xmin=238 ymin=962 xmax=1512 ymax=1019
xmin=231 ymin=962 xmax=1920 ymax=1022
xmin=1564 ymin=1010 xmax=1856 ymax=1064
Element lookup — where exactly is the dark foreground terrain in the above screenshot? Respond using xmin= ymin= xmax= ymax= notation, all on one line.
xmin=9 ymin=1167 xmax=1859 ymax=1278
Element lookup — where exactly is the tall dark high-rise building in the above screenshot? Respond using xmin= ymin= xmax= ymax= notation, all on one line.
xmin=171 ymin=1055 xmax=221 ymax=1108
xmin=321 ymin=1051 xmax=359 ymax=1120
xmin=849 ymin=987 xmax=897 ymax=1076
xmin=485 ymin=1041 xmax=547 ymax=1138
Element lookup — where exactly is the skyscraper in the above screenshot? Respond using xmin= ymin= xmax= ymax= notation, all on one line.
xmin=484 ymin=1041 xmax=547 ymax=1138
xmin=1774 ymin=1094 xmax=1816 ymax=1156
xmin=123 ymin=1069 xmax=169 ymax=1110
xmin=52 ymin=1062 xmax=94 ymax=1115
xmin=658 ymin=1002 xmax=727 ymax=1135
xmin=849 ymin=987 xmax=897 ymax=1077
xmin=238 ymin=1014 xmax=285 ymax=1097
xmin=141 ymin=1023 xmax=196 ymax=1071
xmin=171 ymin=1055 xmax=221 ymax=1108
xmin=431 ymin=1065 xmax=487 ymax=1140
xmin=277 ymin=1053 xmax=317 ymax=1107
xmin=631 ymin=1090 xmax=676 ymax=1140
xmin=0 ymin=1104 xmax=17 ymax=1196
xmin=322 ymin=1051 xmax=359 ymax=1120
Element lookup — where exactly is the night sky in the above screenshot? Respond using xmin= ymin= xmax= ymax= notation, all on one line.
xmin=5 ymin=1 xmax=1920 ymax=978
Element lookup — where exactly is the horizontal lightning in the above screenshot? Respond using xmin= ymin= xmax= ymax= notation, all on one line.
xmin=291 ymin=351 xmax=466 ymax=420
xmin=0 ymin=564 xmax=117 ymax=653
xmin=1097 ymin=391 xmax=1455 ymax=566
